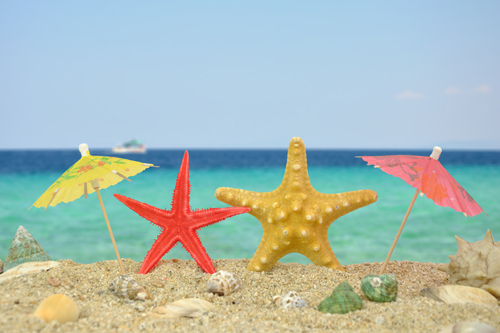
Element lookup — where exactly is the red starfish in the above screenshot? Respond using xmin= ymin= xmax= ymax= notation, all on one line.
xmin=114 ymin=151 xmax=250 ymax=274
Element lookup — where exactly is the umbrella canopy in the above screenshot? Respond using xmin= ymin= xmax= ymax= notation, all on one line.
xmin=30 ymin=143 xmax=157 ymax=274
xmin=360 ymin=147 xmax=486 ymax=217
xmin=31 ymin=144 xmax=156 ymax=210
xmin=359 ymin=147 xmax=487 ymax=274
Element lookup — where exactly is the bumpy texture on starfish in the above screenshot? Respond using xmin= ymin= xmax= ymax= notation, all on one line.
xmin=114 ymin=151 xmax=250 ymax=274
xmin=215 ymin=137 xmax=378 ymax=272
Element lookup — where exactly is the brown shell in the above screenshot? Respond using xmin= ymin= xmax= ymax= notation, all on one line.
xmin=207 ymin=271 xmax=242 ymax=296
xmin=109 ymin=275 xmax=151 ymax=301
xmin=273 ymin=291 xmax=307 ymax=308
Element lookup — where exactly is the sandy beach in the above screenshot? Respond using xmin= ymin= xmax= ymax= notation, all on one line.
xmin=1 ymin=259 xmax=499 ymax=333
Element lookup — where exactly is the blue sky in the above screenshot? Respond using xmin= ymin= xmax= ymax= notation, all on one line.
xmin=1 ymin=1 xmax=499 ymax=149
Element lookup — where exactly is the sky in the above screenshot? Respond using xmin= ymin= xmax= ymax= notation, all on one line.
xmin=1 ymin=1 xmax=499 ymax=150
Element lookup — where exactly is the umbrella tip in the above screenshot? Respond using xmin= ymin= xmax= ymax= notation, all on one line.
xmin=79 ymin=143 xmax=89 ymax=157
xmin=430 ymin=146 xmax=442 ymax=160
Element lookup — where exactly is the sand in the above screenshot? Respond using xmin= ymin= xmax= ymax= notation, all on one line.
xmin=0 ymin=259 xmax=499 ymax=333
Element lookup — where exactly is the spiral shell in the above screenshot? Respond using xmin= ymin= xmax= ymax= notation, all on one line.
xmin=109 ymin=275 xmax=151 ymax=301
xmin=273 ymin=291 xmax=307 ymax=308
xmin=207 ymin=271 xmax=242 ymax=296
xmin=318 ymin=281 xmax=363 ymax=314
xmin=438 ymin=230 xmax=500 ymax=298
xmin=361 ymin=273 xmax=398 ymax=302
xmin=4 ymin=226 xmax=52 ymax=272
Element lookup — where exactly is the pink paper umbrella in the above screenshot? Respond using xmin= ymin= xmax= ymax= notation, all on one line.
xmin=359 ymin=147 xmax=487 ymax=274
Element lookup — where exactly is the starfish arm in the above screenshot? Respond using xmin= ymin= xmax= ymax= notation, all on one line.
xmin=281 ymin=137 xmax=314 ymax=191
xmin=215 ymin=187 xmax=277 ymax=220
xmin=247 ymin=219 xmax=346 ymax=272
xmin=247 ymin=236 xmax=284 ymax=272
xmin=293 ymin=237 xmax=344 ymax=271
xmin=317 ymin=190 xmax=378 ymax=226
xmin=215 ymin=187 xmax=260 ymax=207
xmin=114 ymin=194 xmax=172 ymax=228
xmin=180 ymin=229 xmax=216 ymax=274
xmin=138 ymin=232 xmax=180 ymax=274
xmin=171 ymin=151 xmax=191 ymax=214
xmin=188 ymin=206 xmax=250 ymax=229
xmin=247 ymin=234 xmax=345 ymax=272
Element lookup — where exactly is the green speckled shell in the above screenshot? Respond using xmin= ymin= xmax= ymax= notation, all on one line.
xmin=4 ymin=226 xmax=52 ymax=272
xmin=361 ymin=274 xmax=398 ymax=302
xmin=318 ymin=281 xmax=363 ymax=314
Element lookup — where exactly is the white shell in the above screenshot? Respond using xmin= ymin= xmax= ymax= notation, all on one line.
xmin=148 ymin=298 xmax=213 ymax=319
xmin=273 ymin=291 xmax=307 ymax=308
xmin=438 ymin=230 xmax=500 ymax=298
xmin=207 ymin=271 xmax=242 ymax=296
xmin=0 ymin=261 xmax=59 ymax=284
xmin=421 ymin=285 xmax=498 ymax=308
xmin=109 ymin=275 xmax=151 ymax=301
xmin=439 ymin=321 xmax=497 ymax=333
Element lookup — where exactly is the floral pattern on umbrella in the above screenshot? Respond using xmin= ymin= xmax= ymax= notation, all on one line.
xmin=32 ymin=154 xmax=155 ymax=209
xmin=361 ymin=153 xmax=485 ymax=217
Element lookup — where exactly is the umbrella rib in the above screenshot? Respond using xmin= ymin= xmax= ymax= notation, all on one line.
xmin=44 ymin=188 xmax=60 ymax=211
xmin=112 ymin=170 xmax=132 ymax=182
xmin=441 ymin=173 xmax=476 ymax=217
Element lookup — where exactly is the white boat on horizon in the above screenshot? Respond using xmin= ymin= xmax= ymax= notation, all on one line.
xmin=112 ymin=139 xmax=147 ymax=153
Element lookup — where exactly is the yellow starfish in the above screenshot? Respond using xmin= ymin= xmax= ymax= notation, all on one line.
xmin=215 ymin=137 xmax=378 ymax=272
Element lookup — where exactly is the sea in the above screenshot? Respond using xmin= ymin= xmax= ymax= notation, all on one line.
xmin=1 ymin=148 xmax=499 ymax=267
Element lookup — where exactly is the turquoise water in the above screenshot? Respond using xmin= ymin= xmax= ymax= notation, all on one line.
xmin=1 ymin=163 xmax=498 ymax=266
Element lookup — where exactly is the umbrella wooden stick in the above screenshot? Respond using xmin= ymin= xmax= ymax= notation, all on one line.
xmin=379 ymin=188 xmax=420 ymax=275
xmin=91 ymin=179 xmax=125 ymax=275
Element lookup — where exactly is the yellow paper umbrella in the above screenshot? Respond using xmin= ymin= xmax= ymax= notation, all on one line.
xmin=30 ymin=143 xmax=157 ymax=274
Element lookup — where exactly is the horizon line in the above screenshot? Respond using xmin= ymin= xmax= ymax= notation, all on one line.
xmin=2 ymin=146 xmax=500 ymax=151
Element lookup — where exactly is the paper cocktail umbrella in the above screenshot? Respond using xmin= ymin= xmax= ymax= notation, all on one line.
xmin=30 ymin=143 xmax=157 ymax=274
xmin=359 ymin=147 xmax=487 ymax=274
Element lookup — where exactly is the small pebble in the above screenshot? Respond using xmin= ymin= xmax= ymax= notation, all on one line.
xmin=47 ymin=277 xmax=61 ymax=287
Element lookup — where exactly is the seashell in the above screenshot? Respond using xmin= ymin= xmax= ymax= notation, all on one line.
xmin=439 ymin=321 xmax=497 ymax=333
xmin=207 ymin=270 xmax=242 ymax=296
xmin=318 ymin=281 xmax=363 ymax=314
xmin=148 ymin=298 xmax=213 ymax=319
xmin=47 ymin=276 xmax=61 ymax=286
xmin=273 ymin=291 xmax=307 ymax=308
xmin=361 ymin=273 xmax=398 ymax=302
xmin=438 ymin=229 xmax=500 ymax=299
xmin=109 ymin=275 xmax=151 ymax=301
xmin=33 ymin=294 xmax=79 ymax=323
xmin=4 ymin=226 xmax=52 ymax=272
xmin=152 ymin=281 xmax=165 ymax=288
xmin=421 ymin=285 xmax=498 ymax=307
xmin=0 ymin=261 xmax=59 ymax=284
